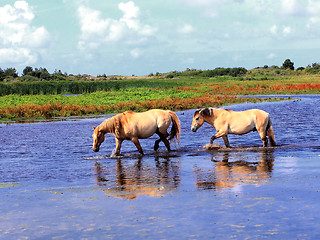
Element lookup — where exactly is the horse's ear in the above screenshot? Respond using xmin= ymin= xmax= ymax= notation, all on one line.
xmin=200 ymin=108 xmax=211 ymax=116
xmin=92 ymin=126 xmax=96 ymax=130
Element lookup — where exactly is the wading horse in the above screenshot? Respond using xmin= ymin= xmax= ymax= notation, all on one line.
xmin=191 ymin=108 xmax=276 ymax=147
xmin=92 ymin=109 xmax=181 ymax=155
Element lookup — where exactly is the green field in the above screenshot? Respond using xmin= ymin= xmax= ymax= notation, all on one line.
xmin=0 ymin=68 xmax=319 ymax=121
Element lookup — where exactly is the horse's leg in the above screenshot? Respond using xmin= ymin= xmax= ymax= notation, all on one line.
xmin=155 ymin=130 xmax=171 ymax=151
xmin=154 ymin=136 xmax=171 ymax=151
xmin=258 ymin=129 xmax=268 ymax=147
xmin=154 ymin=139 xmax=161 ymax=151
xmin=114 ymin=138 xmax=123 ymax=155
xmin=162 ymin=138 xmax=171 ymax=151
xmin=222 ymin=135 xmax=231 ymax=148
xmin=131 ymin=137 xmax=144 ymax=155
xmin=210 ymin=130 xmax=227 ymax=145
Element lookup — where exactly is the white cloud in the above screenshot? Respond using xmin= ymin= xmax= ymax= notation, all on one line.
xmin=119 ymin=1 xmax=140 ymax=31
xmin=267 ymin=53 xmax=276 ymax=59
xmin=0 ymin=48 xmax=36 ymax=65
xmin=78 ymin=1 xmax=157 ymax=51
xmin=307 ymin=0 xmax=320 ymax=14
xmin=270 ymin=24 xmax=292 ymax=37
xmin=0 ymin=1 xmax=50 ymax=65
xmin=0 ymin=1 xmax=34 ymax=24
xmin=130 ymin=48 xmax=141 ymax=58
xmin=178 ymin=24 xmax=195 ymax=34
xmin=283 ymin=26 xmax=292 ymax=36
xmin=270 ymin=25 xmax=278 ymax=35
xmin=307 ymin=17 xmax=320 ymax=29
xmin=77 ymin=6 xmax=110 ymax=40
xmin=281 ymin=0 xmax=301 ymax=15
xmin=306 ymin=0 xmax=320 ymax=30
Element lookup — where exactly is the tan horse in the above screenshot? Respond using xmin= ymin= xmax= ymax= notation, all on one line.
xmin=92 ymin=109 xmax=181 ymax=155
xmin=191 ymin=108 xmax=276 ymax=147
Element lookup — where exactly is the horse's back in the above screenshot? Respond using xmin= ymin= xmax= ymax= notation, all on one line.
xmin=231 ymin=109 xmax=269 ymax=121
xmin=247 ymin=109 xmax=270 ymax=123
xmin=123 ymin=109 xmax=171 ymax=124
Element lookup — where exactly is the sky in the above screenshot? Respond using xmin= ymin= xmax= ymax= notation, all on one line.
xmin=0 ymin=0 xmax=320 ymax=76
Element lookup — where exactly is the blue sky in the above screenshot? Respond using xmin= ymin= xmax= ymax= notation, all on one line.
xmin=0 ymin=0 xmax=320 ymax=76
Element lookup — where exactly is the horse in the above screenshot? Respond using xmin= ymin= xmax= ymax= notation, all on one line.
xmin=92 ymin=109 xmax=181 ymax=155
xmin=191 ymin=108 xmax=276 ymax=147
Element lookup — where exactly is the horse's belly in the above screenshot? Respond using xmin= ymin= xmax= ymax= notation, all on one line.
xmin=137 ymin=125 xmax=158 ymax=139
xmin=229 ymin=123 xmax=255 ymax=135
xmin=137 ymin=132 xmax=156 ymax=139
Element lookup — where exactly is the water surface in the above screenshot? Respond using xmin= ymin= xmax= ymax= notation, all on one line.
xmin=1 ymin=95 xmax=320 ymax=239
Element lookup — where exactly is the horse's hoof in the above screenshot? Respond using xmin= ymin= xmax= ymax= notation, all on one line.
xmin=110 ymin=153 xmax=123 ymax=158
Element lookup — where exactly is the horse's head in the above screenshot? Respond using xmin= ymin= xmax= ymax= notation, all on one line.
xmin=191 ymin=108 xmax=211 ymax=132
xmin=92 ymin=126 xmax=105 ymax=152
xmin=191 ymin=110 xmax=204 ymax=132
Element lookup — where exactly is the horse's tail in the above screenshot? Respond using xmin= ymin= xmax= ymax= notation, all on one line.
xmin=266 ymin=117 xmax=276 ymax=147
xmin=168 ymin=111 xmax=181 ymax=147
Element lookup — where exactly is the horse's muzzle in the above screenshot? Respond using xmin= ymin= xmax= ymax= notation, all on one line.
xmin=93 ymin=147 xmax=100 ymax=152
xmin=191 ymin=126 xmax=198 ymax=132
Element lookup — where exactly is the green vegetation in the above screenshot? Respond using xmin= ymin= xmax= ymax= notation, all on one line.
xmin=0 ymin=88 xmax=201 ymax=108
xmin=0 ymin=59 xmax=319 ymax=121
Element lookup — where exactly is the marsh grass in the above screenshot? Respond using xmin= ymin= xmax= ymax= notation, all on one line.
xmin=0 ymin=95 xmax=274 ymax=121
xmin=0 ymin=74 xmax=319 ymax=121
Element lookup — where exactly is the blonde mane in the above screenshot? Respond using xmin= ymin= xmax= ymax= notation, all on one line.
xmin=99 ymin=114 xmax=122 ymax=138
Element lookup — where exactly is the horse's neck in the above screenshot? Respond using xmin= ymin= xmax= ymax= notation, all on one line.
xmin=99 ymin=119 xmax=115 ymax=134
xmin=205 ymin=108 xmax=220 ymax=124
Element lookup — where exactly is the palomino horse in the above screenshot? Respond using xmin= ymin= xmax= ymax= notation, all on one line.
xmin=191 ymin=108 xmax=276 ymax=147
xmin=92 ymin=109 xmax=180 ymax=155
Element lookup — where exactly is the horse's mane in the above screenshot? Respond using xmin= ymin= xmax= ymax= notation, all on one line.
xmin=100 ymin=114 xmax=122 ymax=137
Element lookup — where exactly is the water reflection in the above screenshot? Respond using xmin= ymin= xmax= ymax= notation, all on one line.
xmin=94 ymin=156 xmax=181 ymax=199
xmin=193 ymin=150 xmax=275 ymax=190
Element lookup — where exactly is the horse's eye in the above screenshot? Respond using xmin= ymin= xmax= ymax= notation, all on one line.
xmin=196 ymin=117 xmax=199 ymax=120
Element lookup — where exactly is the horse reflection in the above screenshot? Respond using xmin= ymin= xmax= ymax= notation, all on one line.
xmin=193 ymin=150 xmax=274 ymax=190
xmin=94 ymin=156 xmax=180 ymax=199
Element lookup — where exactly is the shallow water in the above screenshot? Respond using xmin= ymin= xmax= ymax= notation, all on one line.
xmin=1 ymin=95 xmax=320 ymax=239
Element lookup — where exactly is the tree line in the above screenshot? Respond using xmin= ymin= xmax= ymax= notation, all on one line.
xmin=0 ymin=67 xmax=67 ymax=82
xmin=1 ymin=59 xmax=320 ymax=82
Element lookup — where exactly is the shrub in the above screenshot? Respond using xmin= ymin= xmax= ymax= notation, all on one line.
xmin=282 ymin=59 xmax=294 ymax=70
xmin=305 ymin=63 xmax=320 ymax=74
xmin=21 ymin=75 xmax=40 ymax=82
xmin=4 ymin=68 xmax=18 ymax=78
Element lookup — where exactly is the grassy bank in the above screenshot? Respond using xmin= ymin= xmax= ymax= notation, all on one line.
xmin=0 ymin=95 xmax=278 ymax=121
xmin=0 ymin=72 xmax=319 ymax=121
